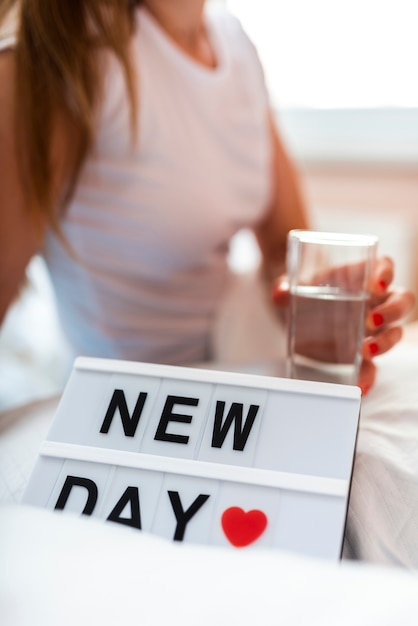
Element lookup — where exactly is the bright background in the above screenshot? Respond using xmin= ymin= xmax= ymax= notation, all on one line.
xmin=226 ymin=0 xmax=418 ymax=163
xmin=227 ymin=0 xmax=418 ymax=109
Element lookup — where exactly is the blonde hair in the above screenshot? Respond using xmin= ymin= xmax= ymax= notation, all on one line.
xmin=0 ymin=0 xmax=140 ymax=231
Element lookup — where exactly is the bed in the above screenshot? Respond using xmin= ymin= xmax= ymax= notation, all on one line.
xmin=1 ymin=332 xmax=418 ymax=624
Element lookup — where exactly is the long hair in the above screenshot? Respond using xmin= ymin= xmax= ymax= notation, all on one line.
xmin=0 ymin=0 xmax=140 ymax=232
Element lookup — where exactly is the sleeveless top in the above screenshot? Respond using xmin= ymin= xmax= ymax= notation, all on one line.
xmin=42 ymin=4 xmax=273 ymax=365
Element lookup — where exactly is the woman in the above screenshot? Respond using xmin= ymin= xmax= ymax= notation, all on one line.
xmin=0 ymin=0 xmax=414 ymax=393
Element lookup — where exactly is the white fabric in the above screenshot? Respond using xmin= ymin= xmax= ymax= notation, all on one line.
xmin=344 ymin=341 xmax=418 ymax=566
xmin=0 ymin=35 xmax=15 ymax=50
xmin=1 ymin=504 xmax=418 ymax=626
xmin=0 ymin=395 xmax=58 ymax=505
xmin=43 ymin=4 xmax=272 ymax=366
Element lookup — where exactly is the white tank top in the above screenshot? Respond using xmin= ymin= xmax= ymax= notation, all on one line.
xmin=43 ymin=4 xmax=273 ymax=365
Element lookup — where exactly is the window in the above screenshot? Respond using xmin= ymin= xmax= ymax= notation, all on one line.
xmin=226 ymin=0 xmax=418 ymax=163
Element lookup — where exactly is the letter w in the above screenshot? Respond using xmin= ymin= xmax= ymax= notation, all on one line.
xmin=100 ymin=389 xmax=147 ymax=437
xmin=211 ymin=401 xmax=259 ymax=451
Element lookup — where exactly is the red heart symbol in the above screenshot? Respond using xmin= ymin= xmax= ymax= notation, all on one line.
xmin=221 ymin=507 xmax=268 ymax=547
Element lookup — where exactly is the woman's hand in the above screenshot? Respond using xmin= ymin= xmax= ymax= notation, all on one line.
xmin=272 ymin=256 xmax=416 ymax=394
xmin=359 ymin=256 xmax=415 ymax=394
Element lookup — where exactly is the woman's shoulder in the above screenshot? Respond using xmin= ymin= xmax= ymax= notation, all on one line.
xmin=206 ymin=4 xmax=261 ymax=64
xmin=206 ymin=3 xmax=267 ymax=90
xmin=206 ymin=3 xmax=246 ymax=35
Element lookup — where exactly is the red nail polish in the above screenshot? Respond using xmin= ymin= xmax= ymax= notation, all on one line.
xmin=378 ymin=280 xmax=387 ymax=291
xmin=372 ymin=312 xmax=384 ymax=327
xmin=360 ymin=384 xmax=370 ymax=396
xmin=369 ymin=342 xmax=379 ymax=355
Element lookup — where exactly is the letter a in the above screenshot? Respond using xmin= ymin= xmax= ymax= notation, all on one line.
xmin=107 ymin=486 xmax=142 ymax=530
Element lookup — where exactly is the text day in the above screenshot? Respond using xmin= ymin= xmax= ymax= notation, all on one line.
xmin=55 ymin=475 xmax=210 ymax=541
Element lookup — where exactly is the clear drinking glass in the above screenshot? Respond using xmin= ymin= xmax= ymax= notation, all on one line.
xmin=286 ymin=230 xmax=378 ymax=385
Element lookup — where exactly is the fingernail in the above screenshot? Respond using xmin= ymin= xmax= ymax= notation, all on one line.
xmin=360 ymin=384 xmax=370 ymax=396
xmin=369 ymin=342 xmax=379 ymax=356
xmin=372 ymin=312 xmax=384 ymax=327
xmin=378 ymin=279 xmax=387 ymax=291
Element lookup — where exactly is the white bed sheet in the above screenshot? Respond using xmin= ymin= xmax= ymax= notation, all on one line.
xmin=344 ymin=341 xmax=418 ymax=566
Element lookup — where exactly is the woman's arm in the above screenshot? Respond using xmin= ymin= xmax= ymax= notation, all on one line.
xmin=254 ymin=111 xmax=415 ymax=392
xmin=253 ymin=111 xmax=310 ymax=283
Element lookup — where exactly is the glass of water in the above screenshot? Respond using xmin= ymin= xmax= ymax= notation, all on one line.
xmin=286 ymin=230 xmax=378 ymax=386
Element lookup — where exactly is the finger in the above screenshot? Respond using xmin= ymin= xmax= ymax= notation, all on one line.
xmin=313 ymin=261 xmax=368 ymax=292
xmin=369 ymin=256 xmax=394 ymax=296
xmin=366 ymin=288 xmax=416 ymax=332
xmin=271 ymin=275 xmax=289 ymax=307
xmin=311 ymin=256 xmax=392 ymax=296
xmin=357 ymin=359 xmax=377 ymax=396
xmin=362 ymin=325 xmax=403 ymax=358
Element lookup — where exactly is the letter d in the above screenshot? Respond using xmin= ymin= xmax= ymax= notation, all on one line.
xmin=54 ymin=475 xmax=98 ymax=515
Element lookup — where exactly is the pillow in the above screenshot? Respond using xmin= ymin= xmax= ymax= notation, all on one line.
xmin=1 ymin=504 xmax=418 ymax=626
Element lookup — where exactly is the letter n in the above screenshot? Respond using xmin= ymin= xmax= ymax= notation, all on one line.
xmin=100 ymin=389 xmax=147 ymax=437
